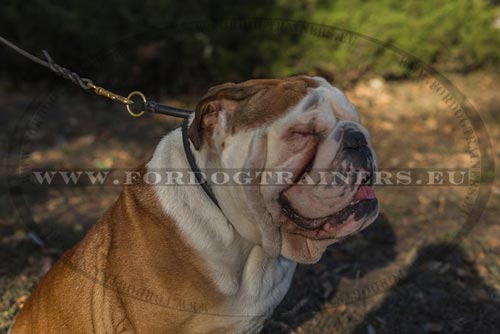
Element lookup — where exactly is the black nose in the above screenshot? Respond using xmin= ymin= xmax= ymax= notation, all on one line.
xmin=343 ymin=129 xmax=367 ymax=149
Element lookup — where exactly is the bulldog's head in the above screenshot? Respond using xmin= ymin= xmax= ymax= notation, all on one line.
xmin=189 ymin=76 xmax=379 ymax=263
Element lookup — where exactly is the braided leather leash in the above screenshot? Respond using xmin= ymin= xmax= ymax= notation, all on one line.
xmin=1 ymin=35 xmax=221 ymax=210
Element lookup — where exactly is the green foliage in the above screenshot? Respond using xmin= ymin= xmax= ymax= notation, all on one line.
xmin=0 ymin=0 xmax=498 ymax=93
xmin=272 ymin=0 xmax=500 ymax=82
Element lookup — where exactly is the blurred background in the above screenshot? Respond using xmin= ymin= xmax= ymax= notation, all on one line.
xmin=1 ymin=0 xmax=500 ymax=93
xmin=1 ymin=1 xmax=500 ymax=333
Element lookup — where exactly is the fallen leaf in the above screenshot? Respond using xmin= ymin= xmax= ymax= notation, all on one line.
xmin=16 ymin=295 xmax=28 ymax=308
xmin=476 ymin=264 xmax=489 ymax=277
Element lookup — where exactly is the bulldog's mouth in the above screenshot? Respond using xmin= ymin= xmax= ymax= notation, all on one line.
xmin=278 ymin=153 xmax=378 ymax=240
xmin=272 ymin=123 xmax=379 ymax=241
xmin=279 ymin=185 xmax=377 ymax=231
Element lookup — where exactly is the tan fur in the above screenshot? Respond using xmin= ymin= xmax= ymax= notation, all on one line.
xmin=189 ymin=75 xmax=319 ymax=149
xmin=12 ymin=167 xmax=228 ymax=334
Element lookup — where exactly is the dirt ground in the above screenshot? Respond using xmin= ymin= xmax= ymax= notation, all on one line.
xmin=1 ymin=71 xmax=499 ymax=333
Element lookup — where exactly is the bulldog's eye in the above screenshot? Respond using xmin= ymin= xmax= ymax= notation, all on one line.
xmin=292 ymin=131 xmax=315 ymax=137
xmin=285 ymin=125 xmax=319 ymax=141
xmin=288 ymin=131 xmax=318 ymax=142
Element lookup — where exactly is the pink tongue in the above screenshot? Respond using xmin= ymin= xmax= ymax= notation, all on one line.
xmin=355 ymin=186 xmax=375 ymax=201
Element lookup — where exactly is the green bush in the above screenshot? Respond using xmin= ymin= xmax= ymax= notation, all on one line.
xmin=272 ymin=0 xmax=500 ymax=81
xmin=0 ymin=0 xmax=498 ymax=93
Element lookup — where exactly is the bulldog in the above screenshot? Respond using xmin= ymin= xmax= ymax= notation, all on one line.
xmin=12 ymin=76 xmax=378 ymax=334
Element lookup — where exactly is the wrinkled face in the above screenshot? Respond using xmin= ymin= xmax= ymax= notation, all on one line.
xmin=189 ymin=76 xmax=379 ymax=263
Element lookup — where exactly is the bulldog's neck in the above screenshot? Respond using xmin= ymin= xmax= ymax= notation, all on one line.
xmin=147 ymin=127 xmax=296 ymax=324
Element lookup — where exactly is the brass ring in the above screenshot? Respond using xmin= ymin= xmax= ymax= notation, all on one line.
xmin=126 ymin=91 xmax=146 ymax=117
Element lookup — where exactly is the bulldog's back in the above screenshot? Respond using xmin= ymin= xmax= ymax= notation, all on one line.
xmin=12 ymin=178 xmax=229 ymax=334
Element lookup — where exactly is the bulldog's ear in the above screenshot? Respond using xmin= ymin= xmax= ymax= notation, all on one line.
xmin=188 ymin=99 xmax=223 ymax=150
xmin=188 ymin=83 xmax=261 ymax=149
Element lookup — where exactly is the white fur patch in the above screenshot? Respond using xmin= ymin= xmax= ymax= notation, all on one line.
xmin=148 ymin=125 xmax=296 ymax=333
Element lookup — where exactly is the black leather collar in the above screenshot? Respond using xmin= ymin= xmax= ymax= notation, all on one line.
xmin=145 ymin=101 xmax=221 ymax=210
xmin=181 ymin=119 xmax=221 ymax=209
xmin=144 ymin=101 xmax=221 ymax=209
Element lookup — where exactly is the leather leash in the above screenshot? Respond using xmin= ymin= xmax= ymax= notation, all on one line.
xmin=0 ymin=35 xmax=221 ymax=210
